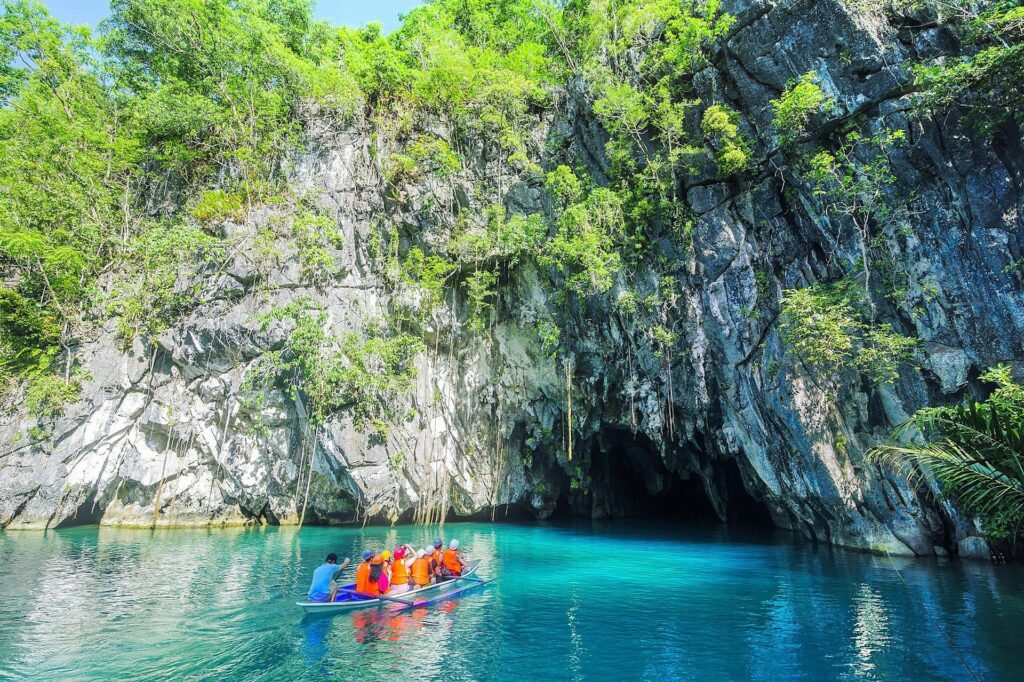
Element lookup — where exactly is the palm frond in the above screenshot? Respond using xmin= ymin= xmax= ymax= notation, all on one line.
xmin=873 ymin=368 xmax=1024 ymax=540
xmin=869 ymin=439 xmax=1024 ymax=527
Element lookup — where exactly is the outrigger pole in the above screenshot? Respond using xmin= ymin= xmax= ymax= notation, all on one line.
xmin=391 ymin=578 xmax=495 ymax=612
xmin=334 ymin=587 xmax=416 ymax=607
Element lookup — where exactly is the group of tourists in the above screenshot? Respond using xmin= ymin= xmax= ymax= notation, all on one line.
xmin=307 ymin=539 xmax=466 ymax=603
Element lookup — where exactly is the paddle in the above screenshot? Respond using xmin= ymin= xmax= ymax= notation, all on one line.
xmin=335 ymin=587 xmax=416 ymax=607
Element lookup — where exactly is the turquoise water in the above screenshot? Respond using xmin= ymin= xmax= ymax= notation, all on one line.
xmin=1 ymin=521 xmax=1023 ymax=680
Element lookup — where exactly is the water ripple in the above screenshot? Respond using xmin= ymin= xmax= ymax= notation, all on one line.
xmin=2 ymin=522 xmax=1023 ymax=680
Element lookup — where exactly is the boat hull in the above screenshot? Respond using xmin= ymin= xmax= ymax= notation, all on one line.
xmin=296 ymin=559 xmax=482 ymax=614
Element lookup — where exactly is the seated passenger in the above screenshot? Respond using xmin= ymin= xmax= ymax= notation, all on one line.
xmin=354 ymin=549 xmax=378 ymax=598
xmin=411 ymin=549 xmax=435 ymax=588
xmin=366 ymin=553 xmax=387 ymax=596
xmin=379 ymin=550 xmax=393 ymax=594
xmin=389 ymin=547 xmax=412 ymax=594
xmin=307 ymin=553 xmax=350 ymax=603
xmin=431 ymin=540 xmax=444 ymax=578
xmin=441 ymin=539 xmax=465 ymax=577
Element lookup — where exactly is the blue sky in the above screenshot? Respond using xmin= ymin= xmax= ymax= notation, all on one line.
xmin=42 ymin=0 xmax=423 ymax=32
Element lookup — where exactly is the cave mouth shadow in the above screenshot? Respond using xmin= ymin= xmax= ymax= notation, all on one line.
xmin=550 ymin=427 xmax=774 ymax=527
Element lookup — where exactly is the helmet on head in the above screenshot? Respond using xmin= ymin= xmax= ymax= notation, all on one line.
xmin=362 ymin=550 xmax=374 ymax=561
xmin=380 ymin=550 xmax=392 ymax=561
xmin=449 ymin=539 xmax=460 ymax=550
xmin=433 ymin=539 xmax=443 ymax=549
xmin=394 ymin=547 xmax=405 ymax=560
xmin=423 ymin=547 xmax=433 ymax=556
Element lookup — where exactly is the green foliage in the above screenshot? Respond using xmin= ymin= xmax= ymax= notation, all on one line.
xmin=190 ymin=190 xmax=245 ymax=225
xmin=754 ymin=269 xmax=772 ymax=307
xmin=650 ymin=324 xmax=678 ymax=358
xmin=408 ymin=136 xmax=461 ymax=178
xmin=541 ymin=188 xmax=623 ymax=297
xmin=104 ymin=0 xmax=320 ymax=189
xmin=0 ymin=288 xmax=61 ymax=374
xmin=0 ymin=0 xmax=343 ymax=399
xmin=0 ymin=0 xmax=140 ymax=387
xmin=448 ymin=204 xmax=546 ymax=266
xmin=290 ymin=207 xmax=344 ymax=286
xmin=384 ymin=153 xmax=418 ymax=186
xmin=388 ymin=449 xmax=406 ymax=472
xmin=870 ymin=365 xmax=1024 ymax=541
xmin=780 ymin=280 xmax=917 ymax=384
xmin=254 ymin=301 xmax=425 ymax=429
xmin=536 ymin=319 xmax=561 ymax=356
xmin=806 ymin=128 xmax=906 ymax=292
xmin=572 ymin=0 xmax=735 ymax=240
xmin=463 ymin=269 xmax=498 ymax=332
xmin=544 ymin=165 xmax=584 ymax=207
xmin=402 ymin=246 xmax=456 ymax=311
xmin=701 ymin=104 xmax=751 ymax=176
xmin=108 ymin=224 xmax=225 ymax=344
xmin=770 ymin=72 xmax=832 ymax=143
xmin=24 ymin=371 xmax=80 ymax=418
xmin=615 ymin=289 xmax=640 ymax=317
xmin=390 ymin=0 xmax=554 ymax=153
xmin=913 ymin=3 xmax=1024 ymax=132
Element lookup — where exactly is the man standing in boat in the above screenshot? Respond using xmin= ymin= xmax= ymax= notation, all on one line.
xmin=306 ymin=553 xmax=351 ymax=603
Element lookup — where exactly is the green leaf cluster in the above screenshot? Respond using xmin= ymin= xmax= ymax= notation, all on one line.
xmin=289 ymin=206 xmax=344 ymax=287
xmin=564 ymin=0 xmax=735 ymax=243
xmin=190 ymin=190 xmax=245 ymax=226
xmin=540 ymin=183 xmax=624 ymax=297
xmin=770 ymin=72 xmax=832 ymax=144
xmin=780 ymin=280 xmax=917 ymax=385
xmin=701 ymin=104 xmax=752 ymax=176
xmin=107 ymin=223 xmax=225 ymax=344
xmin=254 ymin=301 xmax=425 ymax=429
xmin=912 ymin=2 xmax=1024 ymax=133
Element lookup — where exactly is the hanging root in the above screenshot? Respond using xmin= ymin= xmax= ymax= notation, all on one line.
xmin=566 ymin=358 xmax=573 ymax=462
xmin=297 ymin=424 xmax=319 ymax=529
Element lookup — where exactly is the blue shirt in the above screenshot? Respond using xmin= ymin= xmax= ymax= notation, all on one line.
xmin=308 ymin=562 xmax=341 ymax=602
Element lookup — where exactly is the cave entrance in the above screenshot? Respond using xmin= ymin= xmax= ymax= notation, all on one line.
xmin=556 ymin=427 xmax=772 ymax=525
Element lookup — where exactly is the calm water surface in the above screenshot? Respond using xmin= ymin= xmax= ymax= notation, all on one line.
xmin=1 ymin=521 xmax=1022 ymax=680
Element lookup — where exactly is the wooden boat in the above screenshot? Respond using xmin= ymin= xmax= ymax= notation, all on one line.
xmin=296 ymin=558 xmax=484 ymax=614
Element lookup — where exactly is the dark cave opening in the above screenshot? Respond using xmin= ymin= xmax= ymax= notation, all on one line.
xmin=552 ymin=427 xmax=773 ymax=526
xmin=54 ymin=494 xmax=105 ymax=528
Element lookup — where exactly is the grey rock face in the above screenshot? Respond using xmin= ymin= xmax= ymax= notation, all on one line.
xmin=1 ymin=0 xmax=1020 ymax=559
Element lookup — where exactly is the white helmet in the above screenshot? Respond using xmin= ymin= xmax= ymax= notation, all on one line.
xmin=449 ymin=539 xmax=460 ymax=550
xmin=416 ymin=549 xmax=425 ymax=558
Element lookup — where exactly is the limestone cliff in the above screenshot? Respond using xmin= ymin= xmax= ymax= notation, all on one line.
xmin=1 ymin=0 xmax=1022 ymax=558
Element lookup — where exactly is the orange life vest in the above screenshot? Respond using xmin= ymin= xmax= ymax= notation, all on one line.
xmin=355 ymin=561 xmax=373 ymax=594
xmin=392 ymin=558 xmax=410 ymax=585
xmin=411 ymin=557 xmax=431 ymax=586
xmin=442 ymin=549 xmax=464 ymax=575
xmin=431 ymin=549 xmax=443 ymax=572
